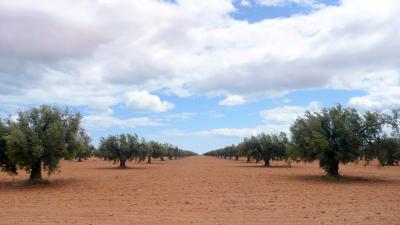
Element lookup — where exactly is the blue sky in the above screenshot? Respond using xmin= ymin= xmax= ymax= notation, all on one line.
xmin=86 ymin=89 xmax=364 ymax=153
xmin=231 ymin=0 xmax=340 ymax=22
xmin=0 ymin=0 xmax=399 ymax=153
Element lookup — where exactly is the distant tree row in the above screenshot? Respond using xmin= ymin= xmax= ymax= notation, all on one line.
xmin=95 ymin=134 xmax=197 ymax=168
xmin=204 ymin=105 xmax=400 ymax=177
xmin=0 ymin=105 xmax=196 ymax=181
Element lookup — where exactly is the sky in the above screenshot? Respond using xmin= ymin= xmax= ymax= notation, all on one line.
xmin=0 ymin=0 xmax=399 ymax=154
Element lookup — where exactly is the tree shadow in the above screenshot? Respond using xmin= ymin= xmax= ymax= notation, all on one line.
xmin=286 ymin=174 xmax=400 ymax=184
xmin=146 ymin=161 xmax=166 ymax=165
xmin=0 ymin=178 xmax=78 ymax=190
xmin=233 ymin=164 xmax=292 ymax=169
xmin=92 ymin=166 xmax=148 ymax=170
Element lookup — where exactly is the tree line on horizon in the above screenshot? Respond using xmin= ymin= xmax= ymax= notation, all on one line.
xmin=96 ymin=134 xmax=197 ymax=168
xmin=204 ymin=105 xmax=400 ymax=177
xmin=0 ymin=105 xmax=196 ymax=182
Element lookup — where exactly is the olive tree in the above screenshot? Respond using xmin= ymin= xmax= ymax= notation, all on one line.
xmin=257 ymin=132 xmax=289 ymax=167
xmin=0 ymin=118 xmax=17 ymax=174
xmin=6 ymin=106 xmax=82 ymax=180
xmin=359 ymin=111 xmax=388 ymax=161
xmin=99 ymin=133 xmax=140 ymax=168
xmin=290 ymin=105 xmax=363 ymax=177
xmin=75 ymin=128 xmax=94 ymax=162
xmin=376 ymin=137 xmax=400 ymax=166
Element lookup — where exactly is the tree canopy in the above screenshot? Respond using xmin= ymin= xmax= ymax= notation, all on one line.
xmin=0 ymin=118 xmax=17 ymax=174
xmin=99 ymin=133 xmax=140 ymax=168
xmin=5 ymin=105 xmax=83 ymax=180
xmin=98 ymin=133 xmax=197 ymax=168
xmin=205 ymin=105 xmax=400 ymax=177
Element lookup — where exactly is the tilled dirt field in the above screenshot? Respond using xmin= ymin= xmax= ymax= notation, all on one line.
xmin=0 ymin=156 xmax=399 ymax=225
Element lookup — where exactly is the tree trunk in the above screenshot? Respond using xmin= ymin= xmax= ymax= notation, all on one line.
xmin=147 ymin=156 xmax=152 ymax=164
xmin=327 ymin=159 xmax=339 ymax=177
xmin=30 ymin=160 xmax=42 ymax=180
xmin=235 ymin=155 xmax=239 ymax=161
xmin=160 ymin=156 xmax=164 ymax=161
xmin=263 ymin=154 xmax=270 ymax=167
xmin=246 ymin=155 xmax=251 ymax=163
xmin=77 ymin=156 xmax=82 ymax=162
xmin=387 ymin=155 xmax=395 ymax=166
xmin=264 ymin=158 xmax=270 ymax=167
xmin=119 ymin=159 xmax=126 ymax=168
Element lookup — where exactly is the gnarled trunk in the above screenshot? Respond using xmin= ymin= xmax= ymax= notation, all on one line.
xmin=147 ymin=156 xmax=152 ymax=164
xmin=327 ymin=159 xmax=339 ymax=177
xmin=119 ymin=159 xmax=126 ymax=168
xmin=30 ymin=160 xmax=42 ymax=180
xmin=262 ymin=154 xmax=270 ymax=167
xmin=264 ymin=158 xmax=270 ymax=167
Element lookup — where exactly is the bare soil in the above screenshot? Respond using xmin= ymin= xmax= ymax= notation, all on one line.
xmin=0 ymin=156 xmax=399 ymax=225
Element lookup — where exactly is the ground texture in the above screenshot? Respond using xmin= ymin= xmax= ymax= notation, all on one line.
xmin=0 ymin=156 xmax=399 ymax=225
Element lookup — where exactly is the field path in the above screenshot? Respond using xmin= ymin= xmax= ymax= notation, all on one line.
xmin=1 ymin=156 xmax=400 ymax=224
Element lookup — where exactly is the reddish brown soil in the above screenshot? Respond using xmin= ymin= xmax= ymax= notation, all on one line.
xmin=0 ymin=156 xmax=399 ymax=225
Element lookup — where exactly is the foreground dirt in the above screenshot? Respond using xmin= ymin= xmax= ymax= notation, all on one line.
xmin=0 ymin=156 xmax=399 ymax=225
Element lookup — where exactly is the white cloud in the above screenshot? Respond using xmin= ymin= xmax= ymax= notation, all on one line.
xmin=348 ymin=86 xmax=400 ymax=111
xmin=165 ymin=112 xmax=197 ymax=121
xmin=196 ymin=128 xmax=258 ymax=137
xmin=161 ymin=101 xmax=320 ymax=138
xmin=219 ymin=95 xmax=246 ymax=106
xmin=259 ymin=101 xmax=320 ymax=133
xmin=260 ymin=101 xmax=319 ymax=123
xmin=240 ymin=0 xmax=251 ymax=7
xmin=346 ymin=71 xmax=400 ymax=111
xmin=256 ymin=0 xmax=323 ymax=8
xmin=159 ymin=129 xmax=188 ymax=137
xmin=0 ymin=0 xmax=399 ymax=115
xmin=123 ymin=90 xmax=174 ymax=113
xmin=83 ymin=115 xmax=160 ymax=131
xmin=159 ymin=128 xmax=257 ymax=138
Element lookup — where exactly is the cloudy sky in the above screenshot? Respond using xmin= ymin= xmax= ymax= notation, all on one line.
xmin=1 ymin=0 xmax=399 ymax=153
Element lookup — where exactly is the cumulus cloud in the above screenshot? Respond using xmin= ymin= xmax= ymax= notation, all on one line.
xmin=123 ymin=90 xmax=174 ymax=113
xmin=161 ymin=128 xmax=258 ymax=138
xmin=347 ymin=71 xmax=400 ymax=111
xmin=0 ymin=0 xmax=399 ymax=116
xmin=162 ymin=101 xmax=320 ymax=138
xmin=348 ymin=87 xmax=400 ymax=111
xmin=196 ymin=128 xmax=258 ymax=137
xmin=259 ymin=101 xmax=320 ymax=133
xmin=219 ymin=95 xmax=246 ymax=106
xmin=83 ymin=115 xmax=160 ymax=131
